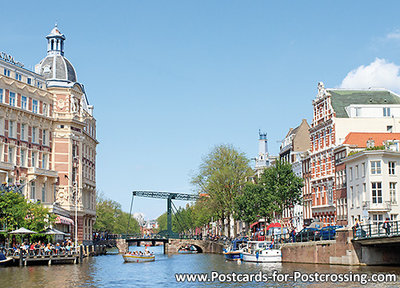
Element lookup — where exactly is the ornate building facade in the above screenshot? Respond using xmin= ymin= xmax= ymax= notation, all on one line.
xmin=310 ymin=82 xmax=400 ymax=225
xmin=0 ymin=25 xmax=97 ymax=244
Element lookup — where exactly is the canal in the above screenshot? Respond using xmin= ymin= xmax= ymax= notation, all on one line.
xmin=1 ymin=245 xmax=399 ymax=287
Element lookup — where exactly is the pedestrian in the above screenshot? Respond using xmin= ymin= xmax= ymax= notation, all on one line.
xmin=383 ymin=218 xmax=391 ymax=236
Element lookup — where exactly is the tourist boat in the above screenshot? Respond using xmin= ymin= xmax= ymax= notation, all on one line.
xmin=223 ymin=237 xmax=248 ymax=261
xmin=0 ymin=252 xmax=12 ymax=266
xmin=241 ymin=241 xmax=281 ymax=263
xmin=122 ymin=253 xmax=155 ymax=263
xmin=178 ymin=245 xmax=198 ymax=254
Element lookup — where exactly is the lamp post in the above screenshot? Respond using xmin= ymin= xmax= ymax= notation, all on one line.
xmin=73 ymin=157 xmax=79 ymax=249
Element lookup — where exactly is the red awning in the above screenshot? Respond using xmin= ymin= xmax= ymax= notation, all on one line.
xmin=266 ymin=223 xmax=281 ymax=230
xmin=55 ymin=215 xmax=74 ymax=226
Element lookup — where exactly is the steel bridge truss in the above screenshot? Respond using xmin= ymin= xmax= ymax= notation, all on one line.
xmin=127 ymin=191 xmax=199 ymax=238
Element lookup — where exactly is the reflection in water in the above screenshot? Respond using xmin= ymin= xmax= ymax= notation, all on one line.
xmin=0 ymin=245 xmax=399 ymax=287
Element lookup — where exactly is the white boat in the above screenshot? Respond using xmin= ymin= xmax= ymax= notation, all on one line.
xmin=0 ymin=252 xmax=12 ymax=266
xmin=122 ymin=253 xmax=155 ymax=263
xmin=241 ymin=241 xmax=281 ymax=263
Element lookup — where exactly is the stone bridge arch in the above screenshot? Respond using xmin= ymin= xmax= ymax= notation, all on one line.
xmin=167 ymin=239 xmax=224 ymax=254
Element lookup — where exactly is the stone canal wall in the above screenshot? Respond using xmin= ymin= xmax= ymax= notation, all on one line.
xmin=281 ymin=227 xmax=400 ymax=266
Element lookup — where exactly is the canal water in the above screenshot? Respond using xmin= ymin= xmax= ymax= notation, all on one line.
xmin=1 ymin=245 xmax=399 ymax=288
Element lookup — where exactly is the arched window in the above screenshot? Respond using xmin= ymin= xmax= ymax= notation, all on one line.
xmin=51 ymin=40 xmax=54 ymax=50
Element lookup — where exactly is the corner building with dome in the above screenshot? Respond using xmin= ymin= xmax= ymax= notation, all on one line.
xmin=0 ymin=25 xmax=97 ymax=244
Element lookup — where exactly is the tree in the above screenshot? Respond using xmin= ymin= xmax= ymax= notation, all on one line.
xmin=0 ymin=191 xmax=54 ymax=237
xmin=259 ymin=160 xmax=303 ymax=217
xmin=94 ymin=194 xmax=140 ymax=234
xmin=234 ymin=182 xmax=277 ymax=224
xmin=191 ymin=144 xmax=253 ymax=237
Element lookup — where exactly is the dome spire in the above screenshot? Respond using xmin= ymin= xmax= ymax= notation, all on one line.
xmin=46 ymin=24 xmax=66 ymax=56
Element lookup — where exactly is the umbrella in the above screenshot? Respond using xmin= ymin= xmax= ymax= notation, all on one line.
xmin=41 ymin=227 xmax=66 ymax=235
xmin=9 ymin=227 xmax=37 ymax=234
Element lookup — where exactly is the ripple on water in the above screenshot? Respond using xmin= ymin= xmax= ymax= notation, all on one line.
xmin=0 ymin=246 xmax=399 ymax=287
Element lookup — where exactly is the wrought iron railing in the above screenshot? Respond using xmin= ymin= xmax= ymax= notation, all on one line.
xmin=352 ymin=220 xmax=400 ymax=240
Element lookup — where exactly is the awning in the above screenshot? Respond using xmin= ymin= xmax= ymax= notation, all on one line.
xmin=55 ymin=215 xmax=74 ymax=226
xmin=266 ymin=223 xmax=281 ymax=230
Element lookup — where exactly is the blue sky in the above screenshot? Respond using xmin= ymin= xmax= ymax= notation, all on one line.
xmin=2 ymin=1 xmax=400 ymax=219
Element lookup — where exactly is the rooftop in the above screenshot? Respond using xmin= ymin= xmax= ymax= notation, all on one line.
xmin=327 ymin=89 xmax=400 ymax=118
xmin=343 ymin=132 xmax=400 ymax=148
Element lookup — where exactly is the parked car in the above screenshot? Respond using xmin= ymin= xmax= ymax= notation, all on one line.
xmin=320 ymin=225 xmax=343 ymax=240
xmin=295 ymin=228 xmax=321 ymax=242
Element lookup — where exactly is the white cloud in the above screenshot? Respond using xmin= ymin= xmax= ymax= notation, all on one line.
xmin=339 ymin=58 xmax=400 ymax=93
xmin=387 ymin=30 xmax=400 ymax=40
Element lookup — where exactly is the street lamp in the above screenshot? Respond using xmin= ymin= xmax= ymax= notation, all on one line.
xmin=73 ymin=157 xmax=79 ymax=249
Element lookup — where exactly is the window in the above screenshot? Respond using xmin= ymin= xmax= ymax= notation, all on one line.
xmin=355 ymin=107 xmax=361 ymax=117
xmin=3 ymin=68 xmax=10 ymax=77
xmin=21 ymin=96 xmax=27 ymax=110
xmin=42 ymin=154 xmax=47 ymax=169
xmin=355 ymin=165 xmax=359 ymax=179
xmin=350 ymin=186 xmax=354 ymax=207
xmin=383 ymin=107 xmax=391 ymax=117
xmin=20 ymin=149 xmax=25 ymax=167
xmin=363 ymin=183 xmax=366 ymax=202
xmin=8 ymin=146 xmax=13 ymax=163
xmin=372 ymin=214 xmax=384 ymax=225
xmin=390 ymin=182 xmax=397 ymax=204
xmin=9 ymin=92 xmax=15 ymax=106
xmin=32 ymin=100 xmax=38 ymax=113
xmin=371 ymin=161 xmax=381 ymax=174
xmin=349 ymin=167 xmax=353 ymax=181
xmin=27 ymin=78 xmax=31 ymax=85
xmin=43 ymin=103 xmax=48 ymax=116
xmin=387 ymin=125 xmax=393 ymax=133
xmin=41 ymin=183 xmax=46 ymax=203
xmin=391 ymin=214 xmax=398 ymax=221
xmin=32 ymin=127 xmax=37 ymax=143
xmin=21 ymin=124 xmax=25 ymax=141
xmin=0 ymin=88 xmax=3 ymax=103
xmin=372 ymin=182 xmax=383 ymax=204
xmin=9 ymin=120 xmax=14 ymax=138
xmin=31 ymin=151 xmax=35 ymax=167
xmin=362 ymin=163 xmax=366 ymax=177
xmin=15 ymin=73 xmax=21 ymax=81
xmin=42 ymin=130 xmax=46 ymax=146
xmin=389 ymin=161 xmax=396 ymax=175
xmin=30 ymin=181 xmax=36 ymax=199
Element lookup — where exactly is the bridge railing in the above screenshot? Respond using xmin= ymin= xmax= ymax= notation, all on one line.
xmin=352 ymin=220 xmax=400 ymax=240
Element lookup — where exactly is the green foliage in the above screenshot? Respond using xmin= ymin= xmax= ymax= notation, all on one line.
xmin=0 ymin=191 xmax=54 ymax=234
xmin=191 ymin=144 xmax=253 ymax=236
xmin=234 ymin=160 xmax=303 ymax=223
xmin=366 ymin=145 xmax=385 ymax=151
xmin=94 ymin=194 xmax=139 ymax=234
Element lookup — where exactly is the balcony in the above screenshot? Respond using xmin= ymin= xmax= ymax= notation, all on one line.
xmin=28 ymin=167 xmax=58 ymax=178
xmin=362 ymin=201 xmax=392 ymax=212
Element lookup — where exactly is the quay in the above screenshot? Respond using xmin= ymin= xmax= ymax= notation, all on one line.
xmin=2 ymin=244 xmax=108 ymax=267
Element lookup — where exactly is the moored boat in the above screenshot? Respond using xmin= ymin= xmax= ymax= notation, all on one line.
xmin=223 ymin=237 xmax=248 ymax=261
xmin=241 ymin=241 xmax=281 ymax=263
xmin=0 ymin=252 xmax=12 ymax=266
xmin=178 ymin=245 xmax=198 ymax=254
xmin=122 ymin=253 xmax=155 ymax=263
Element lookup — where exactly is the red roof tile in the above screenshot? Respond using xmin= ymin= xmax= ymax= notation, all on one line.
xmin=343 ymin=132 xmax=400 ymax=148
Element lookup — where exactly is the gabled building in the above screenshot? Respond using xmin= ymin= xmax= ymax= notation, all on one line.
xmin=279 ymin=119 xmax=311 ymax=230
xmin=310 ymin=82 xmax=400 ymax=225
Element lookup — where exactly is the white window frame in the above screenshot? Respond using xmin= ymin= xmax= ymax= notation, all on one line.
xmin=371 ymin=161 xmax=381 ymax=174
xmin=9 ymin=92 xmax=15 ymax=106
xmin=372 ymin=182 xmax=383 ymax=204
xmin=390 ymin=182 xmax=397 ymax=204
xmin=389 ymin=161 xmax=396 ymax=175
